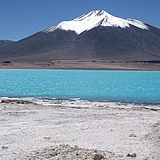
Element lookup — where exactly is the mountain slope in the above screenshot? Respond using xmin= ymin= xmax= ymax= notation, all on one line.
xmin=0 ymin=10 xmax=160 ymax=62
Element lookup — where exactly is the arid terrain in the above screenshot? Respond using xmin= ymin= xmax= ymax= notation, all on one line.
xmin=0 ymin=99 xmax=160 ymax=160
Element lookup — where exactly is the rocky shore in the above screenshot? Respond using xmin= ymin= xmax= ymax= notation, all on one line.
xmin=0 ymin=100 xmax=159 ymax=160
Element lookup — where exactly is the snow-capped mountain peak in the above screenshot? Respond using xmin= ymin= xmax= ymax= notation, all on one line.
xmin=45 ymin=10 xmax=148 ymax=34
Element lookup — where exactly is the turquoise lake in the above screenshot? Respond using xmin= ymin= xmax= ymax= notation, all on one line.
xmin=0 ymin=70 xmax=160 ymax=104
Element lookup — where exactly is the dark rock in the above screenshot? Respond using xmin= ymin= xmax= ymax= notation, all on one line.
xmin=126 ymin=153 xmax=137 ymax=157
xmin=43 ymin=137 xmax=51 ymax=140
xmin=93 ymin=153 xmax=104 ymax=160
xmin=2 ymin=146 xmax=8 ymax=150
xmin=2 ymin=61 xmax=11 ymax=64
xmin=129 ymin=134 xmax=137 ymax=137
xmin=76 ymin=152 xmax=79 ymax=156
xmin=1 ymin=99 xmax=35 ymax=105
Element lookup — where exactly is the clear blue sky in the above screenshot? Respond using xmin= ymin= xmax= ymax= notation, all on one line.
xmin=0 ymin=0 xmax=159 ymax=41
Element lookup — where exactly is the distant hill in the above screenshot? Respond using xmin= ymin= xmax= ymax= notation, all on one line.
xmin=0 ymin=40 xmax=15 ymax=49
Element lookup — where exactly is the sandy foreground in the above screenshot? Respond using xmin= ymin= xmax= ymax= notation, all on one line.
xmin=0 ymin=100 xmax=160 ymax=160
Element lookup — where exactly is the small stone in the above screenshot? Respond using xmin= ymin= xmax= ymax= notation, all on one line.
xmin=2 ymin=146 xmax=8 ymax=150
xmin=94 ymin=149 xmax=98 ymax=153
xmin=76 ymin=152 xmax=79 ymax=156
xmin=49 ymin=152 xmax=57 ymax=157
xmin=126 ymin=153 xmax=137 ymax=157
xmin=74 ymin=145 xmax=79 ymax=149
xmin=129 ymin=134 xmax=137 ymax=137
xmin=93 ymin=154 xmax=104 ymax=160
xmin=43 ymin=137 xmax=51 ymax=140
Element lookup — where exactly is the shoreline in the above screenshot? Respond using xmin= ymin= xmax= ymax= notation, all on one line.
xmin=1 ymin=60 xmax=160 ymax=71
xmin=1 ymin=97 xmax=160 ymax=107
xmin=0 ymin=100 xmax=160 ymax=159
xmin=1 ymin=68 xmax=160 ymax=72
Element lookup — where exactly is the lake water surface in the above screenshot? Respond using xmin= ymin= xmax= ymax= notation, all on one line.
xmin=0 ymin=70 xmax=160 ymax=104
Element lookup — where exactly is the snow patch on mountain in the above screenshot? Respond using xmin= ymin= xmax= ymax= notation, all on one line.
xmin=45 ymin=10 xmax=148 ymax=34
